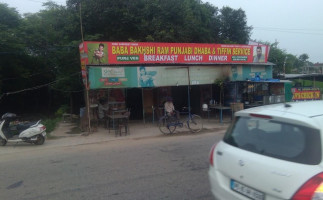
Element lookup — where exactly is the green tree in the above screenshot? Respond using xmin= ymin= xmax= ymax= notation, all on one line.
xmin=299 ymin=53 xmax=309 ymax=62
xmin=266 ymin=41 xmax=287 ymax=77
xmin=21 ymin=2 xmax=83 ymax=113
xmin=66 ymin=0 xmax=250 ymax=44
xmin=0 ymin=3 xmax=26 ymax=101
xmin=266 ymin=41 xmax=310 ymax=77
xmin=284 ymin=54 xmax=298 ymax=73
xmin=0 ymin=3 xmax=23 ymax=51
xmin=0 ymin=0 xmax=267 ymax=115
xmin=0 ymin=2 xmax=83 ymax=114
xmin=298 ymin=53 xmax=310 ymax=74
xmin=218 ymin=6 xmax=252 ymax=44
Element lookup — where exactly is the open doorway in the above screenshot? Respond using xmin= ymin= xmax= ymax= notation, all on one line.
xmin=126 ymin=88 xmax=143 ymax=120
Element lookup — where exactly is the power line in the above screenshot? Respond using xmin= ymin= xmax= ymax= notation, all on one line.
xmin=0 ymin=70 xmax=55 ymax=81
xmin=49 ymin=86 xmax=84 ymax=93
xmin=253 ymin=27 xmax=323 ymax=36
xmin=0 ymin=60 xmax=80 ymax=82
xmin=10 ymin=0 xmax=65 ymax=4
xmin=254 ymin=26 xmax=323 ymax=32
xmin=0 ymin=71 xmax=81 ymax=101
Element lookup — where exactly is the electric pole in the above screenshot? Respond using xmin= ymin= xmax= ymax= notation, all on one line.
xmin=283 ymin=56 xmax=287 ymax=77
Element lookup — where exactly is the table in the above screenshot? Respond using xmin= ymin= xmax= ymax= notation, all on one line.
xmin=111 ymin=109 xmax=127 ymax=115
xmin=209 ymin=105 xmax=231 ymax=123
xmin=108 ymin=109 xmax=127 ymax=128
xmin=107 ymin=114 xmax=129 ymax=135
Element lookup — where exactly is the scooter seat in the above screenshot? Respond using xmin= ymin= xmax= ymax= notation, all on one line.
xmin=16 ymin=121 xmax=37 ymax=132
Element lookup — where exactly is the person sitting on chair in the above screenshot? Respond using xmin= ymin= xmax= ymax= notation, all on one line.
xmin=98 ymin=99 xmax=109 ymax=120
xmin=164 ymin=97 xmax=180 ymax=119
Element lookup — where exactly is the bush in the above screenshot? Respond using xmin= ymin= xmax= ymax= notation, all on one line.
xmin=42 ymin=117 xmax=61 ymax=134
xmin=55 ymin=105 xmax=70 ymax=117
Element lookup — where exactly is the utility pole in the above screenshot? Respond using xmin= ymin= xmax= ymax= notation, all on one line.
xmin=79 ymin=2 xmax=91 ymax=135
xmin=283 ymin=56 xmax=287 ymax=77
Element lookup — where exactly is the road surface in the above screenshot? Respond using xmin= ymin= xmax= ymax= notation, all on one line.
xmin=0 ymin=130 xmax=225 ymax=200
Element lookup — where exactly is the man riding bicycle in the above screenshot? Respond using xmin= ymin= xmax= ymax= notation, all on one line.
xmin=164 ymin=97 xmax=180 ymax=119
xmin=159 ymin=96 xmax=203 ymax=134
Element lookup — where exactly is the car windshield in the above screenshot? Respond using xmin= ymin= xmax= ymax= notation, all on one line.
xmin=223 ymin=116 xmax=322 ymax=165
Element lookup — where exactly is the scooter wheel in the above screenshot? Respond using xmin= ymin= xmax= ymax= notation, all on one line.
xmin=34 ymin=135 xmax=45 ymax=145
xmin=1 ymin=139 xmax=7 ymax=146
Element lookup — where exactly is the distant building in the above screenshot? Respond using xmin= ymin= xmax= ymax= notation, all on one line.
xmin=302 ymin=63 xmax=323 ymax=74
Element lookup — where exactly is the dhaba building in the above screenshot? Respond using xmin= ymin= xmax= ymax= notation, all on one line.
xmin=79 ymin=41 xmax=288 ymax=122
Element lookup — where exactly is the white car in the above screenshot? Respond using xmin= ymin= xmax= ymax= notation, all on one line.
xmin=209 ymin=100 xmax=323 ymax=200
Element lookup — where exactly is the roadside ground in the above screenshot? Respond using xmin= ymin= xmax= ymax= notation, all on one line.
xmin=0 ymin=117 xmax=230 ymax=155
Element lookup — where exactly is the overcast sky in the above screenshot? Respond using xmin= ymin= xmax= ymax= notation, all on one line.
xmin=208 ymin=0 xmax=323 ymax=63
xmin=1 ymin=0 xmax=323 ymax=63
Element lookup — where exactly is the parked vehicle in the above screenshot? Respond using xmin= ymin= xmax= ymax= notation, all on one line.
xmin=209 ymin=101 xmax=323 ymax=200
xmin=0 ymin=113 xmax=46 ymax=146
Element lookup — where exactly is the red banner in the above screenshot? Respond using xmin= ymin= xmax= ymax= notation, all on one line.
xmin=292 ymin=88 xmax=321 ymax=101
xmin=79 ymin=43 xmax=88 ymax=88
xmin=81 ymin=41 xmax=269 ymax=65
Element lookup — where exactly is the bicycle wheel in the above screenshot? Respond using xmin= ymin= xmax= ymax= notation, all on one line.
xmin=188 ymin=114 xmax=203 ymax=133
xmin=158 ymin=116 xmax=177 ymax=134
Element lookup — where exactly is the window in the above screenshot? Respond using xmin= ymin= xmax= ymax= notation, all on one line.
xmin=224 ymin=117 xmax=321 ymax=165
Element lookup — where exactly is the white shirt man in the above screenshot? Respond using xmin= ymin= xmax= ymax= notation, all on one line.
xmin=164 ymin=101 xmax=175 ymax=114
xmin=164 ymin=97 xmax=179 ymax=119
xmin=98 ymin=102 xmax=109 ymax=119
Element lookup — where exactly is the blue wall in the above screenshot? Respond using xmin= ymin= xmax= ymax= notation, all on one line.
xmin=240 ymin=65 xmax=273 ymax=81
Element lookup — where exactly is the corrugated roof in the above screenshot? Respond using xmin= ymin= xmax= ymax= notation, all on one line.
xmin=284 ymin=74 xmax=323 ymax=79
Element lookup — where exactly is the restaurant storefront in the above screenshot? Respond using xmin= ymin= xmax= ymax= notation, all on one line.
xmin=223 ymin=80 xmax=289 ymax=108
xmin=79 ymin=41 xmax=280 ymax=127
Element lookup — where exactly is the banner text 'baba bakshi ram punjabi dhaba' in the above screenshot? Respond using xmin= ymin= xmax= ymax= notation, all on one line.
xmin=79 ymin=42 xmax=269 ymax=65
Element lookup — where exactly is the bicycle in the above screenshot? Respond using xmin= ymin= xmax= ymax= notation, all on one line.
xmin=158 ymin=111 xmax=203 ymax=134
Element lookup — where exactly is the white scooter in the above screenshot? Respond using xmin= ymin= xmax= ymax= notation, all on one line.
xmin=0 ymin=113 xmax=46 ymax=146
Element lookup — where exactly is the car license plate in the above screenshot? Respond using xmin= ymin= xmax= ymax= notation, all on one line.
xmin=231 ymin=179 xmax=264 ymax=200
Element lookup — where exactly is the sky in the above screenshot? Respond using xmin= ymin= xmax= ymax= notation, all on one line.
xmin=1 ymin=0 xmax=323 ymax=63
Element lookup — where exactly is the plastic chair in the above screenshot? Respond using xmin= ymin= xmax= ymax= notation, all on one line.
xmin=202 ymin=104 xmax=211 ymax=120
xmin=116 ymin=111 xmax=131 ymax=136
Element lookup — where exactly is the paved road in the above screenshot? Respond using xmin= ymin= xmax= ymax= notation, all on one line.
xmin=0 ymin=129 xmax=225 ymax=200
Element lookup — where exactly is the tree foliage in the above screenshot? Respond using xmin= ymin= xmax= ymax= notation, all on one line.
xmin=0 ymin=4 xmax=24 ymax=52
xmin=1 ymin=0 xmax=297 ymax=115
xmin=266 ymin=41 xmax=311 ymax=77
xmin=67 ymin=0 xmax=219 ymax=42
xmin=218 ymin=7 xmax=251 ymax=44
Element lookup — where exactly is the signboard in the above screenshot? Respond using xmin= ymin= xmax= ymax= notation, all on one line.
xmin=88 ymin=66 xmax=224 ymax=89
xmin=80 ymin=42 xmax=269 ymax=65
xmin=292 ymin=88 xmax=321 ymax=101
